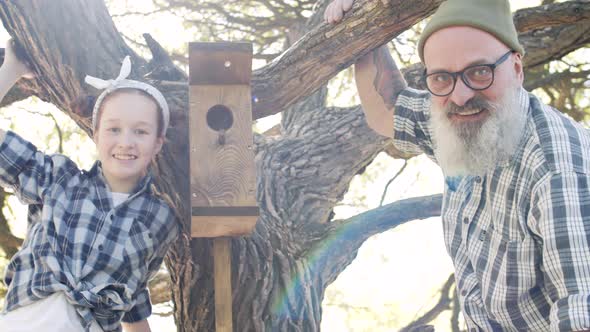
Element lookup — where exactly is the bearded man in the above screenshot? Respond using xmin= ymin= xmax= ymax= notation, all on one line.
xmin=325 ymin=0 xmax=590 ymax=330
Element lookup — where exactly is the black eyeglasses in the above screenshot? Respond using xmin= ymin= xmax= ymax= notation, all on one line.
xmin=423 ymin=50 xmax=515 ymax=97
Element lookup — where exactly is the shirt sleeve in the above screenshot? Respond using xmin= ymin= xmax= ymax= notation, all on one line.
xmin=122 ymin=287 xmax=152 ymax=323
xmin=0 ymin=131 xmax=77 ymax=204
xmin=393 ymin=87 xmax=436 ymax=159
xmin=529 ymin=171 xmax=590 ymax=331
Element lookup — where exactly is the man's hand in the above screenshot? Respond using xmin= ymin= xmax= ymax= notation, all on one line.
xmin=324 ymin=0 xmax=353 ymax=24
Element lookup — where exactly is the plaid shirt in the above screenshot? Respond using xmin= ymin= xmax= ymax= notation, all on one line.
xmin=0 ymin=131 xmax=179 ymax=332
xmin=393 ymin=87 xmax=590 ymax=331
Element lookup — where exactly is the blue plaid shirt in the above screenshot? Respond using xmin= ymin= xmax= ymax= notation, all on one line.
xmin=394 ymin=87 xmax=590 ymax=331
xmin=0 ymin=131 xmax=179 ymax=332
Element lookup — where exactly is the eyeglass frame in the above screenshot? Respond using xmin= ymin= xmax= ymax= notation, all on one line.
xmin=422 ymin=50 xmax=515 ymax=97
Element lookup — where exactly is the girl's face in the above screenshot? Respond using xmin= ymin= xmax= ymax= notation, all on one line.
xmin=93 ymin=91 xmax=164 ymax=193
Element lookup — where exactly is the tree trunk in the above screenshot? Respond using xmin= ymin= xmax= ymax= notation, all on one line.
xmin=0 ymin=1 xmax=588 ymax=331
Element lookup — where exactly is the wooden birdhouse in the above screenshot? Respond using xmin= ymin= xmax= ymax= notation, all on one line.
xmin=188 ymin=42 xmax=259 ymax=238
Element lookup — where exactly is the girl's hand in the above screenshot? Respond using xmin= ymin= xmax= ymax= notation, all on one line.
xmin=2 ymin=39 xmax=34 ymax=80
xmin=324 ymin=0 xmax=353 ymax=24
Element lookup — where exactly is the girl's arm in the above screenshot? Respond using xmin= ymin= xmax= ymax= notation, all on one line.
xmin=0 ymin=39 xmax=34 ymax=141
xmin=0 ymin=40 xmax=75 ymax=204
xmin=122 ymin=320 xmax=151 ymax=332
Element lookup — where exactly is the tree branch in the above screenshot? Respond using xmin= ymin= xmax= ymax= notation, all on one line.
xmin=307 ymin=194 xmax=442 ymax=286
xmin=251 ymin=0 xmax=444 ymax=119
xmin=400 ymin=274 xmax=455 ymax=332
xmin=513 ymin=0 xmax=590 ymax=33
xmin=110 ymin=6 xmax=173 ymax=18
xmin=19 ymin=106 xmax=64 ymax=153
xmin=520 ymin=20 xmax=590 ymax=68
xmin=0 ymin=84 xmax=35 ymax=107
xmin=257 ymin=103 xmax=390 ymax=236
xmin=379 ymin=160 xmax=408 ymax=207
xmin=142 ymin=33 xmax=187 ymax=82
xmin=250 ymin=0 xmax=590 ymax=119
xmin=525 ymin=69 xmax=590 ymax=92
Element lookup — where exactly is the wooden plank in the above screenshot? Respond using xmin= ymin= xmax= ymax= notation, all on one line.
xmin=214 ymin=238 xmax=233 ymax=332
xmin=191 ymin=216 xmax=258 ymax=238
xmin=189 ymin=42 xmax=252 ymax=85
xmin=192 ymin=206 xmax=260 ymax=217
xmin=189 ymin=85 xmax=257 ymax=208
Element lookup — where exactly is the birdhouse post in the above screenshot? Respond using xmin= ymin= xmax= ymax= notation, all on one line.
xmin=188 ymin=42 xmax=259 ymax=332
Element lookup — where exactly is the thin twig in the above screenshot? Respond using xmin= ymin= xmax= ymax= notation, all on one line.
xmin=379 ymin=160 xmax=408 ymax=207
xmin=400 ymin=274 xmax=455 ymax=332
xmin=19 ymin=107 xmax=63 ymax=153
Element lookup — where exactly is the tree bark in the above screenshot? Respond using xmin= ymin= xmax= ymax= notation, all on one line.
xmin=513 ymin=0 xmax=590 ymax=33
xmin=252 ymin=0 xmax=444 ymax=119
xmin=0 ymin=189 xmax=22 ymax=257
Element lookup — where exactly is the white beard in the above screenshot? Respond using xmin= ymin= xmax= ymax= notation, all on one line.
xmin=430 ymin=87 xmax=526 ymax=177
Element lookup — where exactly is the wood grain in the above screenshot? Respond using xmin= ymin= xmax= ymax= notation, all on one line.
xmin=191 ymin=216 xmax=258 ymax=238
xmin=189 ymin=42 xmax=252 ymax=85
xmin=189 ymin=85 xmax=257 ymax=208
xmin=214 ymin=238 xmax=233 ymax=332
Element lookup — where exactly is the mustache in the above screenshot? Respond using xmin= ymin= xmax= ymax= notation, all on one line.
xmin=446 ymin=96 xmax=493 ymax=115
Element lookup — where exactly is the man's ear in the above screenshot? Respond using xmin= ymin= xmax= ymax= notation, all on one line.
xmin=514 ymin=53 xmax=524 ymax=84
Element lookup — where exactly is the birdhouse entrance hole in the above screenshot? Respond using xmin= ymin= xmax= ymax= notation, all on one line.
xmin=207 ymin=104 xmax=234 ymax=132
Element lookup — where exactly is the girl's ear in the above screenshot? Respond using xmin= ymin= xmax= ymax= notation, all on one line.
xmin=154 ymin=136 xmax=164 ymax=155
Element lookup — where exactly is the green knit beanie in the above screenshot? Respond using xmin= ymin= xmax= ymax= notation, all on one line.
xmin=417 ymin=0 xmax=525 ymax=63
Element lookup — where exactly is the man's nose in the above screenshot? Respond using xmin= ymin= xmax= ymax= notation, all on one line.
xmin=449 ymin=78 xmax=475 ymax=107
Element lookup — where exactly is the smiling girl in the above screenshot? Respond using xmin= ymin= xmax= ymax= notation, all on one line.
xmin=0 ymin=40 xmax=179 ymax=332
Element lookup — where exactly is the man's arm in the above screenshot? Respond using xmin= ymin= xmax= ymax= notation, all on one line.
xmin=529 ymin=171 xmax=590 ymax=331
xmin=354 ymin=46 xmax=407 ymax=138
xmin=325 ymin=0 xmax=407 ymax=138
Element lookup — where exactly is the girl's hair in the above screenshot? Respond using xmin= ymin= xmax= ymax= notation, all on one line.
xmin=72 ymin=88 xmax=165 ymax=137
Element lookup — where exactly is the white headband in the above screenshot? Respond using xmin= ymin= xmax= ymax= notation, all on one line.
xmin=85 ymin=56 xmax=170 ymax=136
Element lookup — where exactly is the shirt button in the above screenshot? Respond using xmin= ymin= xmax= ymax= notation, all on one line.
xmin=463 ymin=217 xmax=469 ymax=224
xmin=479 ymin=230 xmax=487 ymax=241
xmin=461 ymin=289 xmax=467 ymax=296
xmin=98 ymin=244 xmax=104 ymax=251
xmin=110 ymin=215 xmax=115 ymax=220
xmin=475 ymin=176 xmax=482 ymax=183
